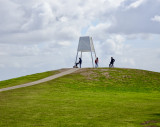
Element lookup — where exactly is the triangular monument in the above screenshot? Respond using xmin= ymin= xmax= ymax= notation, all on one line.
xmin=75 ymin=36 xmax=96 ymax=67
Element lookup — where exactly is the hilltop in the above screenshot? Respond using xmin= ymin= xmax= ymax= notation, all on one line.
xmin=0 ymin=68 xmax=160 ymax=127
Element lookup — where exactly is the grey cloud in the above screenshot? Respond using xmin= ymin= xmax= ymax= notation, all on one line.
xmin=107 ymin=0 xmax=160 ymax=34
xmin=0 ymin=44 xmax=40 ymax=57
xmin=0 ymin=0 xmax=25 ymax=34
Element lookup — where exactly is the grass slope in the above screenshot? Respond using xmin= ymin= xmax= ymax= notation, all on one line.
xmin=0 ymin=68 xmax=160 ymax=127
xmin=0 ymin=69 xmax=67 ymax=89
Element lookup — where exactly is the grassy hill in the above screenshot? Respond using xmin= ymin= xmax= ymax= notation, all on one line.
xmin=0 ymin=68 xmax=160 ymax=127
xmin=0 ymin=69 xmax=68 ymax=89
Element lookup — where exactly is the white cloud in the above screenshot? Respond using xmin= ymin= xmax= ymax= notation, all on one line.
xmin=21 ymin=2 xmax=55 ymax=31
xmin=122 ymin=58 xmax=135 ymax=66
xmin=151 ymin=15 xmax=160 ymax=23
xmin=100 ymin=34 xmax=126 ymax=55
xmin=126 ymin=0 xmax=146 ymax=9
xmin=0 ymin=44 xmax=40 ymax=57
xmin=87 ymin=22 xmax=112 ymax=40
xmin=58 ymin=41 xmax=71 ymax=46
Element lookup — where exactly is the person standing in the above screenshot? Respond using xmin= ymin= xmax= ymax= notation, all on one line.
xmin=95 ymin=57 xmax=99 ymax=68
xmin=79 ymin=57 xmax=82 ymax=68
xmin=109 ymin=57 xmax=115 ymax=68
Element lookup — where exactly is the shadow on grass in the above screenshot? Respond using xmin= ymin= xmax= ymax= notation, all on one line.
xmin=141 ymin=114 xmax=160 ymax=127
xmin=152 ymin=113 xmax=160 ymax=117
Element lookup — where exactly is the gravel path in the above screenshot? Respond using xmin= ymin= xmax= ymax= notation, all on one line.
xmin=0 ymin=68 xmax=79 ymax=92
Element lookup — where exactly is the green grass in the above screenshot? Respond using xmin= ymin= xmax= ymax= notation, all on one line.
xmin=0 ymin=70 xmax=61 ymax=89
xmin=0 ymin=68 xmax=160 ymax=127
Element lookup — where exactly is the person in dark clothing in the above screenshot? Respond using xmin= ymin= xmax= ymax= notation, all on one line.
xmin=79 ymin=57 xmax=82 ymax=68
xmin=74 ymin=57 xmax=82 ymax=68
xmin=109 ymin=57 xmax=115 ymax=68
xmin=95 ymin=57 xmax=98 ymax=68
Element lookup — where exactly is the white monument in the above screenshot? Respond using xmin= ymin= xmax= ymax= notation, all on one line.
xmin=75 ymin=36 xmax=96 ymax=67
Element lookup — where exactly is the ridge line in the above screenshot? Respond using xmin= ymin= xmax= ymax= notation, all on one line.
xmin=0 ymin=68 xmax=79 ymax=92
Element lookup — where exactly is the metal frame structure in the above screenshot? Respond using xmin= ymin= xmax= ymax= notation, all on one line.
xmin=75 ymin=36 xmax=96 ymax=68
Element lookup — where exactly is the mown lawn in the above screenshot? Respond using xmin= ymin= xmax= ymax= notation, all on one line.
xmin=0 ymin=68 xmax=160 ymax=127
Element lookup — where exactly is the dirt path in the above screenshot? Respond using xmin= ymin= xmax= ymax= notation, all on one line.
xmin=0 ymin=68 xmax=79 ymax=92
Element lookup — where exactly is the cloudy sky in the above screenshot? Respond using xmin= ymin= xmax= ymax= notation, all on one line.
xmin=0 ymin=0 xmax=160 ymax=81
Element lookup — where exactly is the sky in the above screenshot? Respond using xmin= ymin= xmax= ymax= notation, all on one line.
xmin=0 ymin=0 xmax=160 ymax=81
